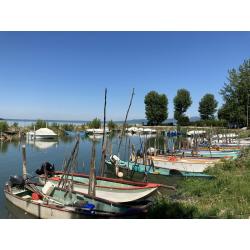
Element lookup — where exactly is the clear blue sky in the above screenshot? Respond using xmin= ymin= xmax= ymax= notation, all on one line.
xmin=0 ymin=32 xmax=250 ymax=121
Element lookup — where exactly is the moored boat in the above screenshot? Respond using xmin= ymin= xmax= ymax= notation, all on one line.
xmin=37 ymin=170 xmax=160 ymax=203
xmin=4 ymin=177 xmax=151 ymax=219
xmin=148 ymin=155 xmax=220 ymax=173
xmin=106 ymin=157 xmax=213 ymax=179
xmin=179 ymin=149 xmax=239 ymax=159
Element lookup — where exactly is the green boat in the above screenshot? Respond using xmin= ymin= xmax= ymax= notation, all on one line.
xmin=105 ymin=160 xmax=213 ymax=179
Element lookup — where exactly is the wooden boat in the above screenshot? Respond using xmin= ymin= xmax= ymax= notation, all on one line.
xmin=105 ymin=160 xmax=213 ymax=179
xmin=4 ymin=178 xmax=151 ymax=219
xmin=38 ymin=171 xmax=160 ymax=203
xmin=148 ymin=155 xmax=220 ymax=173
xmin=179 ymin=149 xmax=239 ymax=159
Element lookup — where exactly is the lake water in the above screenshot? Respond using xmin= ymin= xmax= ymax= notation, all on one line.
xmin=0 ymin=133 xmax=174 ymax=218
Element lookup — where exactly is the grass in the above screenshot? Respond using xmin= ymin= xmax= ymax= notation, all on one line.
xmin=148 ymin=147 xmax=250 ymax=219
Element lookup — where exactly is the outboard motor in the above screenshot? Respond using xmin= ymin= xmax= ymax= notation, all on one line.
xmin=8 ymin=175 xmax=25 ymax=188
xmin=36 ymin=162 xmax=55 ymax=175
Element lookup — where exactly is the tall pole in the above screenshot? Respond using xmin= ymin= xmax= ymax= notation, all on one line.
xmin=118 ymin=88 xmax=135 ymax=154
xmin=100 ymin=88 xmax=107 ymax=176
xmin=88 ymin=141 xmax=96 ymax=197
xmin=22 ymin=145 xmax=27 ymax=179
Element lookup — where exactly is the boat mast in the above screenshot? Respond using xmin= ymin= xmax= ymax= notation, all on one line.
xmin=100 ymin=88 xmax=107 ymax=176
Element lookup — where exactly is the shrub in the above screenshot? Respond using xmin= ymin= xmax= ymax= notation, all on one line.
xmin=0 ymin=121 xmax=8 ymax=132
xmin=87 ymin=118 xmax=101 ymax=129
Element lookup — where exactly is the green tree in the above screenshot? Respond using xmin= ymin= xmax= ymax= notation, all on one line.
xmin=174 ymin=89 xmax=192 ymax=125
xmin=144 ymin=91 xmax=168 ymax=125
xmin=33 ymin=119 xmax=47 ymax=129
xmin=198 ymin=94 xmax=218 ymax=120
xmin=0 ymin=121 xmax=8 ymax=132
xmin=107 ymin=120 xmax=117 ymax=131
xmin=219 ymin=59 xmax=250 ymax=127
xmin=88 ymin=118 xmax=101 ymax=129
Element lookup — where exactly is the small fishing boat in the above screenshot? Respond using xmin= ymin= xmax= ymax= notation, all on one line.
xmin=179 ymin=149 xmax=239 ymax=159
xmin=147 ymin=155 xmax=220 ymax=173
xmin=37 ymin=169 xmax=160 ymax=203
xmin=106 ymin=156 xmax=213 ymax=179
xmin=4 ymin=176 xmax=151 ymax=219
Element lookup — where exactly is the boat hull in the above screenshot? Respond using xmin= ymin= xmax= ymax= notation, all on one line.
xmin=39 ymin=173 xmax=159 ymax=203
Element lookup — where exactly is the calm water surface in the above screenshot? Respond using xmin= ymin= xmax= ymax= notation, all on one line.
xmin=0 ymin=133 xmax=171 ymax=218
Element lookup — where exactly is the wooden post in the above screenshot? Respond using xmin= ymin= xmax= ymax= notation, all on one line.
xmin=154 ymin=138 xmax=157 ymax=156
xmin=88 ymin=141 xmax=96 ymax=197
xmin=109 ymin=138 xmax=113 ymax=155
xmin=22 ymin=145 xmax=27 ymax=179
xmin=100 ymin=88 xmax=107 ymax=176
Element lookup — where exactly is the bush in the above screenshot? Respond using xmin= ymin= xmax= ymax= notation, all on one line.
xmin=189 ymin=119 xmax=227 ymax=127
xmin=61 ymin=123 xmax=75 ymax=131
xmin=87 ymin=118 xmax=101 ymax=129
xmin=32 ymin=119 xmax=47 ymax=129
xmin=107 ymin=120 xmax=117 ymax=131
xmin=0 ymin=121 xmax=8 ymax=132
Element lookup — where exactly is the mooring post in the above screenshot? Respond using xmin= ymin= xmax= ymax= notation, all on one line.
xmin=22 ymin=145 xmax=27 ymax=179
xmin=88 ymin=141 xmax=96 ymax=197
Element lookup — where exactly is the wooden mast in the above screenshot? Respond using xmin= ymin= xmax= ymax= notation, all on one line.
xmin=100 ymin=88 xmax=107 ymax=176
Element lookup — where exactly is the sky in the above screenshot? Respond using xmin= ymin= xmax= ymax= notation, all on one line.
xmin=0 ymin=31 xmax=250 ymax=121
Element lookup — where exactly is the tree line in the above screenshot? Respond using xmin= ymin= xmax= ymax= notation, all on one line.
xmin=144 ymin=59 xmax=250 ymax=127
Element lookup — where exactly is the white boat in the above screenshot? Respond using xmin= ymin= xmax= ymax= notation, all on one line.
xmin=143 ymin=156 xmax=221 ymax=173
xmin=212 ymin=133 xmax=237 ymax=139
xmin=126 ymin=127 xmax=156 ymax=134
xmin=187 ymin=130 xmax=206 ymax=136
xmin=38 ymin=171 xmax=160 ymax=203
xmin=27 ymin=128 xmax=57 ymax=140
xmin=85 ymin=128 xmax=110 ymax=135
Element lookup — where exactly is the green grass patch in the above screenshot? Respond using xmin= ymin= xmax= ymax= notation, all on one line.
xmin=149 ymin=148 xmax=250 ymax=218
